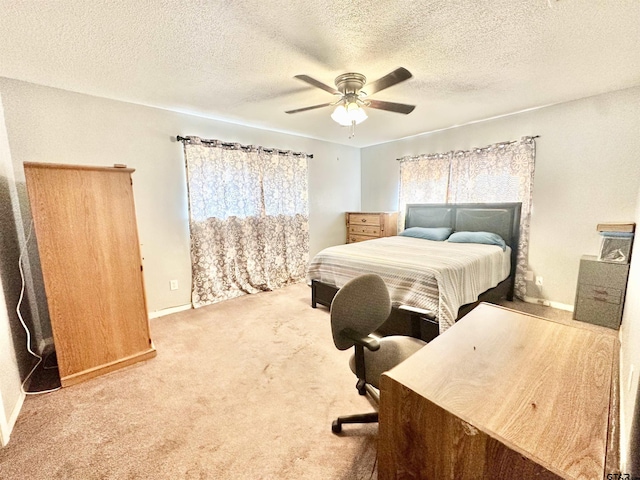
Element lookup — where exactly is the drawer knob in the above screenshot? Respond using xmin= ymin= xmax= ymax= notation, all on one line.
xmin=593 ymin=297 xmax=607 ymax=302
xmin=361 ymin=219 xmax=367 ymax=223
xmin=594 ymin=289 xmax=608 ymax=295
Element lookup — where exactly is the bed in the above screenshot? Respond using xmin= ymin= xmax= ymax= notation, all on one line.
xmin=308 ymin=202 xmax=522 ymax=339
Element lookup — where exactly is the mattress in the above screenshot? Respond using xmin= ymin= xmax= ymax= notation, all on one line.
xmin=307 ymin=236 xmax=511 ymax=332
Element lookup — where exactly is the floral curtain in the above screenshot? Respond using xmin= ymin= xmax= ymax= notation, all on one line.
xmin=399 ymin=137 xmax=536 ymax=299
xmin=183 ymin=137 xmax=310 ymax=308
xmin=397 ymin=152 xmax=452 ymax=230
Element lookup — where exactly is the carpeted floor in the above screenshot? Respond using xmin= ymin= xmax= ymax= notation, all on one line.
xmin=0 ymin=282 xmax=572 ymax=479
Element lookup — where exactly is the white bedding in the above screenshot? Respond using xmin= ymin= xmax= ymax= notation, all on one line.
xmin=307 ymin=236 xmax=511 ymax=332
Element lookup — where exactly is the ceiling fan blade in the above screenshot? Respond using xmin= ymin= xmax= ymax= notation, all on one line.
xmin=285 ymin=103 xmax=332 ymax=114
xmin=363 ymin=67 xmax=412 ymax=95
xmin=294 ymin=75 xmax=340 ymax=95
xmin=367 ymin=99 xmax=416 ymax=114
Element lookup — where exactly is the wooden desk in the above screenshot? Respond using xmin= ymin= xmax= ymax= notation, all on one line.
xmin=378 ymin=303 xmax=619 ymax=480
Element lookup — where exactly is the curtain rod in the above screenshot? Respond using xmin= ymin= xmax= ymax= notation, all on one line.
xmin=396 ymin=135 xmax=540 ymax=162
xmin=177 ymin=135 xmax=313 ymax=159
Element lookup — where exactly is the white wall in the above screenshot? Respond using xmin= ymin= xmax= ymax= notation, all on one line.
xmin=0 ymin=95 xmax=27 ymax=446
xmin=361 ymin=86 xmax=640 ymax=307
xmin=0 ymin=78 xmax=361 ymax=325
xmin=620 ymin=186 xmax=640 ymax=473
xmin=0 ymin=282 xmax=24 ymax=447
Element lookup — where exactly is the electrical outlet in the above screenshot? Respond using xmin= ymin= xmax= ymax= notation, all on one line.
xmin=535 ymin=276 xmax=543 ymax=286
xmin=170 ymin=279 xmax=179 ymax=291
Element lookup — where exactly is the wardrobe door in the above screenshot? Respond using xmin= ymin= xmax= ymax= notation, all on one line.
xmin=24 ymin=163 xmax=155 ymax=386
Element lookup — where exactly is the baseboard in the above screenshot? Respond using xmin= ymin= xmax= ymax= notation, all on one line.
xmin=0 ymin=390 xmax=26 ymax=447
xmin=523 ymin=296 xmax=574 ymax=312
xmin=148 ymin=304 xmax=192 ymax=319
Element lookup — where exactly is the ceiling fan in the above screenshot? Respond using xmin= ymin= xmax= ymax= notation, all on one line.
xmin=285 ymin=67 xmax=416 ymax=137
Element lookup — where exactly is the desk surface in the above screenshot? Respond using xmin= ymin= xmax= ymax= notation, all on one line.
xmin=379 ymin=302 xmax=618 ymax=480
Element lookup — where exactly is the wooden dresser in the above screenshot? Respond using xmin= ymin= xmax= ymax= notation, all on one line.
xmin=24 ymin=162 xmax=156 ymax=387
xmin=379 ymin=303 xmax=619 ymax=479
xmin=345 ymin=211 xmax=398 ymax=243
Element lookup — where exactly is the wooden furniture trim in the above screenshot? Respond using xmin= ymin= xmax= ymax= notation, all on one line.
xmin=61 ymin=347 xmax=157 ymax=387
xmin=23 ymin=161 xmax=135 ymax=174
xmin=378 ymin=303 xmax=619 ymax=479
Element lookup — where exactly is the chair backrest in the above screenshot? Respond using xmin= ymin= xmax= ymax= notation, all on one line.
xmin=330 ymin=274 xmax=391 ymax=351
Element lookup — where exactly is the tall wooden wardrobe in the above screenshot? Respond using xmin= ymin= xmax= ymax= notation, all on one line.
xmin=24 ymin=162 xmax=156 ymax=387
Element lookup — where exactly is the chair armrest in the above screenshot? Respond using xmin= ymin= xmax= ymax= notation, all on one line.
xmin=341 ymin=328 xmax=381 ymax=351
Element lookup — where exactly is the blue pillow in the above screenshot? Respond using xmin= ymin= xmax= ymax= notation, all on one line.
xmin=448 ymin=231 xmax=507 ymax=251
xmin=400 ymin=227 xmax=453 ymax=241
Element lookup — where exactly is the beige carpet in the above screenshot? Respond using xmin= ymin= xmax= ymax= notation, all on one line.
xmin=1 ymin=283 xmax=379 ymax=479
xmin=0 ymin=283 xmax=572 ymax=479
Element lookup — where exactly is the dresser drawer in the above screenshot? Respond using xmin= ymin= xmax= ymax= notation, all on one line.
xmin=349 ymin=225 xmax=381 ymax=236
xmin=348 ymin=213 xmax=381 ymax=226
xmin=578 ymin=284 xmax=622 ymax=305
xmin=577 ymin=258 xmax=630 ymax=289
xmin=574 ymin=297 xmax=622 ymax=329
xmin=348 ymin=234 xmax=376 ymax=243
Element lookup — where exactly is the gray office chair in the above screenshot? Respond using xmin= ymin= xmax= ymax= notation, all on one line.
xmin=329 ymin=273 xmax=428 ymax=433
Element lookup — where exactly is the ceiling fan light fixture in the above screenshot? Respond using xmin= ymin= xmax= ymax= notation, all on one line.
xmin=287 ymin=68 xmax=414 ymax=138
xmin=331 ymin=103 xmax=367 ymax=126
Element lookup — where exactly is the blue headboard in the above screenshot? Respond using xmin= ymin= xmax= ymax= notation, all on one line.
xmin=404 ymin=202 xmax=522 ymax=277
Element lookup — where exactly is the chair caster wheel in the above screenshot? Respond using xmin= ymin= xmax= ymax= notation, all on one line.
xmin=332 ymin=420 xmax=342 ymax=433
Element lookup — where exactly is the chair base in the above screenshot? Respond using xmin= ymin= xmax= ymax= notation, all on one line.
xmin=331 ymin=411 xmax=379 ymax=433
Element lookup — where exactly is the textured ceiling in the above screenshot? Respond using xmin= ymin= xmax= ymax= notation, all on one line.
xmin=1 ymin=1 xmax=639 ymax=147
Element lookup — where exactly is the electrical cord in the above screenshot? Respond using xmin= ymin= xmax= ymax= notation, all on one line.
xmin=16 ymin=220 xmax=60 ymax=395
